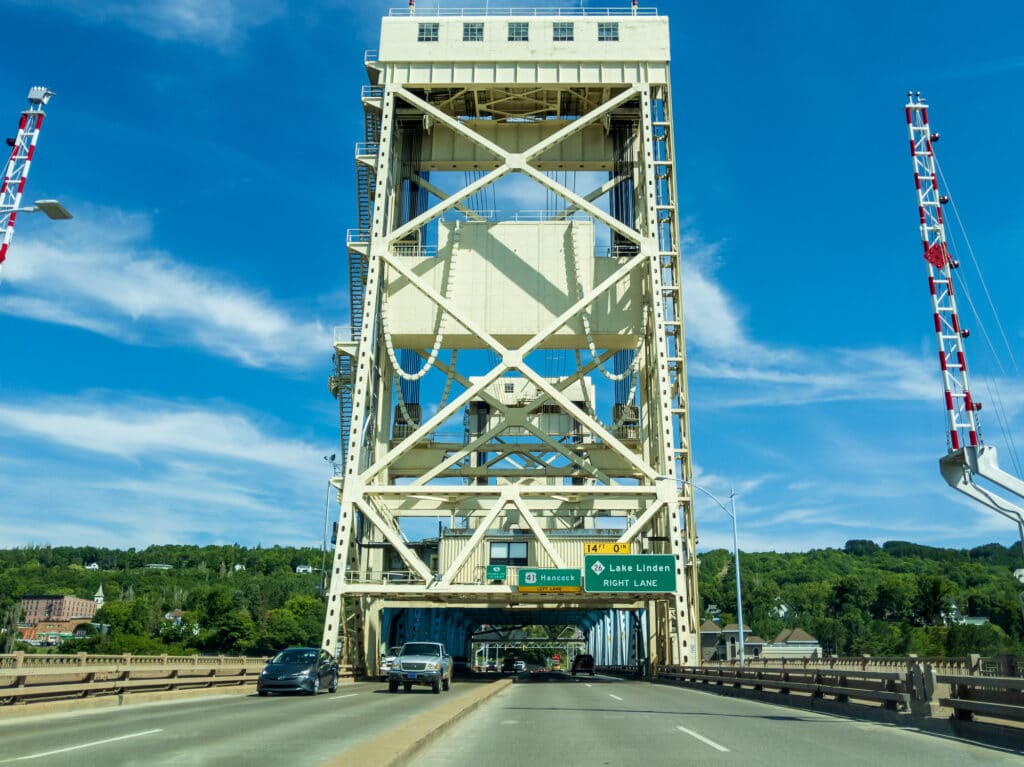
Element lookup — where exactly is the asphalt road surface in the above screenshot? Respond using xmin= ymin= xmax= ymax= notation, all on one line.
xmin=0 ymin=678 xmax=482 ymax=766
xmin=2 ymin=673 xmax=1021 ymax=766
xmin=412 ymin=672 xmax=1024 ymax=767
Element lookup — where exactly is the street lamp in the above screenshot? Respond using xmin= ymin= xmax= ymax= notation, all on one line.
xmin=677 ymin=478 xmax=746 ymax=667
xmin=19 ymin=199 xmax=73 ymax=220
xmin=0 ymin=199 xmax=73 ymax=271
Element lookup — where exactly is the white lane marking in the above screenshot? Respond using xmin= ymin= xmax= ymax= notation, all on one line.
xmin=0 ymin=729 xmax=163 ymax=762
xmin=608 ymin=693 xmax=624 ymax=701
xmin=584 ymin=683 xmax=593 ymax=688
xmin=331 ymin=693 xmax=358 ymax=700
xmin=676 ymin=725 xmax=729 ymax=753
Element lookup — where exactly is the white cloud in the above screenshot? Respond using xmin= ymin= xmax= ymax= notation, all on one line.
xmin=0 ymin=209 xmax=330 ymax=370
xmin=0 ymin=394 xmax=318 ymax=470
xmin=678 ymin=227 xmax=974 ymax=408
xmin=0 ymin=394 xmax=328 ymax=548
xmin=25 ymin=0 xmax=285 ymax=48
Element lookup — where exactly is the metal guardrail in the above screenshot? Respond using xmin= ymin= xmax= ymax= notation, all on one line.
xmin=659 ymin=664 xmax=910 ymax=711
xmin=659 ymin=658 xmax=1024 ymax=729
xmin=595 ymin=664 xmax=640 ymax=677
xmin=333 ymin=326 xmax=359 ymax=346
xmin=0 ymin=652 xmax=355 ymax=707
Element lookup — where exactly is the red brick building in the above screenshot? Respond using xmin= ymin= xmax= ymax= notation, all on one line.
xmin=19 ymin=595 xmax=98 ymax=623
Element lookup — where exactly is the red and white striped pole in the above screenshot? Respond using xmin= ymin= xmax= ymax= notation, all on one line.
xmin=0 ymin=88 xmax=51 ymax=268
xmin=905 ymin=92 xmax=980 ymax=451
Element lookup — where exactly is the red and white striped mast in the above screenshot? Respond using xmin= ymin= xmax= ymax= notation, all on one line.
xmin=0 ymin=86 xmax=55 ymax=269
xmin=905 ymin=92 xmax=980 ymax=452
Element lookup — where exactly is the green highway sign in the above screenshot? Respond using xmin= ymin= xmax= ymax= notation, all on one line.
xmin=517 ymin=568 xmax=581 ymax=592
xmin=486 ymin=564 xmax=507 ymax=581
xmin=584 ymin=554 xmax=676 ymax=593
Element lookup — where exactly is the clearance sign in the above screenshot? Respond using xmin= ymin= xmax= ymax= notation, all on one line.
xmin=582 ymin=542 xmax=631 ymax=555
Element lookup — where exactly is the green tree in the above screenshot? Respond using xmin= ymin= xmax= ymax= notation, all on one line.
xmin=3 ymin=604 xmax=23 ymax=653
xmin=914 ymin=576 xmax=956 ymax=626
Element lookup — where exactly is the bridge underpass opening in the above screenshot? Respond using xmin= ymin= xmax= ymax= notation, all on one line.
xmin=377 ymin=606 xmax=649 ymax=675
xmin=321 ymin=8 xmax=698 ymax=677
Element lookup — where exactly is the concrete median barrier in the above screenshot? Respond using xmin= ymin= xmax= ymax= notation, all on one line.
xmin=322 ymin=678 xmax=514 ymax=767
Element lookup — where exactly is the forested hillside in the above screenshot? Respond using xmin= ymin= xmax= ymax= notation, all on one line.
xmin=0 ymin=544 xmax=326 ymax=656
xmin=699 ymin=539 xmax=1024 ymax=656
xmin=2 ymin=540 xmax=1021 ymax=659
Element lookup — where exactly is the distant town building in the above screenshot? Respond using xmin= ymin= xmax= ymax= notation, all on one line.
xmin=760 ymin=628 xmax=823 ymax=659
xmin=85 ymin=562 xmax=100 ymax=571
xmin=718 ymin=624 xmax=749 ymax=661
xmin=295 ymin=565 xmax=313 ymax=574
xmin=1013 ymin=568 xmax=1024 ymax=585
xmin=233 ymin=564 xmax=246 ymax=572
xmin=19 ymin=619 xmax=91 ymax=645
xmin=144 ymin=564 xmax=173 ymax=570
xmin=94 ymin=585 xmax=104 ymax=610
xmin=20 ymin=595 xmax=98 ymax=624
xmin=699 ymin=620 xmax=720 ymax=662
xmin=699 ymin=621 xmax=769 ymax=662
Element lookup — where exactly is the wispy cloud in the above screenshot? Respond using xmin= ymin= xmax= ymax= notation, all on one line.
xmin=0 ymin=393 xmax=318 ymax=470
xmin=23 ymin=0 xmax=285 ymax=48
xmin=0 ymin=208 xmax=330 ymax=370
xmin=0 ymin=393 xmax=328 ymax=548
xmin=679 ymin=227 xmax=957 ymax=408
xmin=936 ymin=55 xmax=1024 ymax=81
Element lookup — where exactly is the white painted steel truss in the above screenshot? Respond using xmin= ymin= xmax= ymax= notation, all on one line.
xmin=323 ymin=46 xmax=696 ymax=674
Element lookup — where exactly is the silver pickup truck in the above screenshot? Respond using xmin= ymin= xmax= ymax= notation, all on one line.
xmin=387 ymin=641 xmax=453 ymax=694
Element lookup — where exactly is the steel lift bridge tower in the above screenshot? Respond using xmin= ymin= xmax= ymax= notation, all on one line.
xmin=323 ymin=5 xmax=698 ymax=675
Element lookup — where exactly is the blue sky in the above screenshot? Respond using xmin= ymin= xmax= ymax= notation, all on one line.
xmin=2 ymin=0 xmax=1024 ymax=555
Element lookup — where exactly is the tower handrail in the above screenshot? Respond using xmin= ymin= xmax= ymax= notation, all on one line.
xmin=389 ymin=7 xmax=658 ymax=17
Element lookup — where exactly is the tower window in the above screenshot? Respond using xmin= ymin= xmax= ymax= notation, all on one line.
xmin=463 ymin=22 xmax=484 ymax=42
xmin=508 ymin=22 xmax=529 ymax=42
xmin=553 ymin=22 xmax=573 ymax=41
xmin=490 ymin=541 xmax=528 ymax=566
xmin=597 ymin=22 xmax=619 ymax=42
xmin=417 ymin=22 xmax=439 ymax=42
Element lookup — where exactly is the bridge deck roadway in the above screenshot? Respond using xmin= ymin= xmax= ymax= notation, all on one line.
xmin=1 ymin=674 xmax=1020 ymax=765
xmin=0 ymin=678 xmax=497 ymax=766
xmin=413 ymin=673 xmax=1023 ymax=766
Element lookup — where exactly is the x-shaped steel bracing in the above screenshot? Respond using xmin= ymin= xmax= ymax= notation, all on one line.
xmin=337 ymin=82 xmax=678 ymax=589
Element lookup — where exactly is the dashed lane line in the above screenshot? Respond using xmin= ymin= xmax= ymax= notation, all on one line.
xmin=608 ymin=694 xmax=624 ymax=701
xmin=0 ymin=729 xmax=164 ymax=762
xmin=676 ymin=725 xmax=729 ymax=752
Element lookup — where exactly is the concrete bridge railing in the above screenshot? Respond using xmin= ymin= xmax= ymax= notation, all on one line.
xmin=0 ymin=652 xmax=356 ymax=707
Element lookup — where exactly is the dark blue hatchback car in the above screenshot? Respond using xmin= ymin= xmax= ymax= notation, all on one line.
xmin=257 ymin=647 xmax=338 ymax=696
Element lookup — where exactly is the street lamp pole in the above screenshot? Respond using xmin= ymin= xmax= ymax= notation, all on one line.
xmin=320 ymin=454 xmax=338 ymax=596
xmin=728 ymin=489 xmax=745 ymax=668
xmin=675 ymin=478 xmax=746 ymax=667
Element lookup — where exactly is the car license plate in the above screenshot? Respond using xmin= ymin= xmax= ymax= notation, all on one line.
xmin=408 ymin=673 xmax=417 ymax=678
